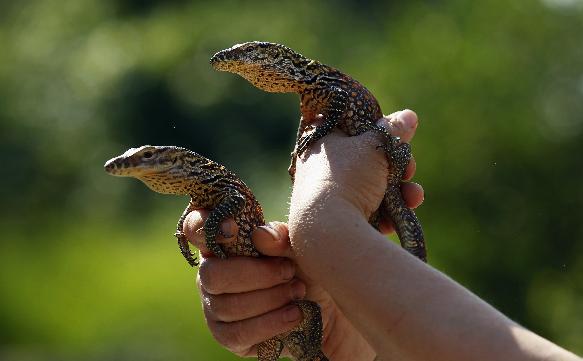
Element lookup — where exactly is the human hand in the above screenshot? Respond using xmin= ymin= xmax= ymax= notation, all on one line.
xmin=182 ymin=110 xmax=422 ymax=359
xmin=184 ymin=215 xmax=302 ymax=357
xmin=289 ymin=109 xmax=423 ymax=235
xmin=183 ymin=215 xmax=378 ymax=360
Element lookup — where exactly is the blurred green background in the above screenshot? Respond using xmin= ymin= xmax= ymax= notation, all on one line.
xmin=1 ymin=0 xmax=582 ymax=359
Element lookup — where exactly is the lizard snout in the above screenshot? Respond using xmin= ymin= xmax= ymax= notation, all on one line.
xmin=104 ymin=158 xmax=123 ymax=175
xmin=209 ymin=51 xmax=226 ymax=68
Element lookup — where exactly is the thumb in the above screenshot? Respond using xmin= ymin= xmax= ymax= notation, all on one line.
xmin=253 ymin=221 xmax=292 ymax=257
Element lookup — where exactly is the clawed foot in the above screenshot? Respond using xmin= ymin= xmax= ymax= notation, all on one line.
xmin=175 ymin=231 xmax=199 ymax=267
xmin=296 ymin=134 xmax=313 ymax=156
xmin=205 ymin=235 xmax=228 ymax=260
xmin=288 ymin=167 xmax=296 ymax=183
xmin=288 ymin=152 xmax=297 ymax=183
xmin=208 ymin=242 xmax=228 ymax=259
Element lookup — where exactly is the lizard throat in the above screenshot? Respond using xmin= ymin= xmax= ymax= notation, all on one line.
xmin=139 ymin=173 xmax=191 ymax=195
xmin=239 ymin=70 xmax=307 ymax=93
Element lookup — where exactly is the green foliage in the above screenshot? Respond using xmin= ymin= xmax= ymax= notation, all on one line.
xmin=1 ymin=0 xmax=582 ymax=359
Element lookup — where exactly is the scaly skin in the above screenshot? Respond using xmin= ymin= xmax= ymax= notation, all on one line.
xmin=104 ymin=145 xmax=328 ymax=361
xmin=210 ymin=41 xmax=427 ymax=262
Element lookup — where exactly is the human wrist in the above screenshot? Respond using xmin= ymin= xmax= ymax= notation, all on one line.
xmin=323 ymin=308 xmax=378 ymax=361
xmin=287 ymin=188 xmax=375 ymax=270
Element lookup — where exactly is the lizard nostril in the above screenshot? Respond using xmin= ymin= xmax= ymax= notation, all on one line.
xmin=210 ymin=53 xmax=224 ymax=66
xmin=104 ymin=160 xmax=115 ymax=172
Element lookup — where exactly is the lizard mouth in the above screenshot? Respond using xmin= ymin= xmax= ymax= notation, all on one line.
xmin=104 ymin=157 xmax=150 ymax=176
xmin=104 ymin=157 xmax=169 ymax=178
xmin=210 ymin=48 xmax=255 ymax=73
xmin=210 ymin=58 xmax=246 ymax=72
xmin=209 ymin=53 xmax=222 ymax=68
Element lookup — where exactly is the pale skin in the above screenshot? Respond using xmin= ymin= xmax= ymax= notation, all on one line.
xmin=184 ymin=110 xmax=580 ymax=360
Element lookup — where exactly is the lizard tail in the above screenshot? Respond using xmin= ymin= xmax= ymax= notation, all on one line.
xmin=378 ymin=136 xmax=427 ymax=263
xmin=383 ymin=186 xmax=427 ymax=262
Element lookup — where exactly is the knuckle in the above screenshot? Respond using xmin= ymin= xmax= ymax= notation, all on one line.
xmin=232 ymin=349 xmax=250 ymax=358
xmin=207 ymin=294 xmax=242 ymax=322
xmin=184 ymin=211 xmax=206 ymax=238
xmin=210 ymin=322 xmax=232 ymax=350
xmin=228 ymin=321 xmax=248 ymax=351
xmin=198 ymin=260 xmax=223 ymax=294
xmin=214 ymin=321 xmax=249 ymax=353
xmin=235 ymin=347 xmax=256 ymax=357
xmin=201 ymin=292 xmax=217 ymax=314
xmin=263 ymin=309 xmax=285 ymax=332
xmin=195 ymin=272 xmax=203 ymax=292
xmin=219 ymin=294 xmax=242 ymax=321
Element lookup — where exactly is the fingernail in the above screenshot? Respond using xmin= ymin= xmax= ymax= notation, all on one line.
xmin=283 ymin=305 xmax=301 ymax=323
xmin=258 ymin=224 xmax=281 ymax=242
xmin=290 ymin=280 xmax=306 ymax=300
xmin=398 ymin=109 xmax=418 ymax=129
xmin=281 ymin=260 xmax=295 ymax=281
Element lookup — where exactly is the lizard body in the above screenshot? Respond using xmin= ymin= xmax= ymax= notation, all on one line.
xmin=210 ymin=42 xmax=427 ymax=262
xmin=104 ymin=145 xmax=328 ymax=361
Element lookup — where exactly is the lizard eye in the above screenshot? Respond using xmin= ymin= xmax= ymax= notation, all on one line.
xmin=143 ymin=151 xmax=153 ymax=159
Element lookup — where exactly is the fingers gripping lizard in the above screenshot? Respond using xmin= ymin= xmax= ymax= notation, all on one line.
xmin=203 ymin=190 xmax=246 ymax=259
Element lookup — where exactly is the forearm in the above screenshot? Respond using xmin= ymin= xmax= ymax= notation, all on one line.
xmin=289 ymin=195 xmax=578 ymax=361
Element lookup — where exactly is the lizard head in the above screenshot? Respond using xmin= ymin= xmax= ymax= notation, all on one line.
xmin=210 ymin=41 xmax=322 ymax=92
xmin=104 ymin=145 xmax=194 ymax=195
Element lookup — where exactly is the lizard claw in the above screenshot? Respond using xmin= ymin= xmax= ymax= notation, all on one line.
xmin=175 ymin=231 xmax=199 ymax=267
xmin=208 ymin=242 xmax=228 ymax=259
xmin=187 ymin=256 xmax=199 ymax=267
xmin=296 ymin=137 xmax=309 ymax=156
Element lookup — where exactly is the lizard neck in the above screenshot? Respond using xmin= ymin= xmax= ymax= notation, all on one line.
xmin=237 ymin=61 xmax=336 ymax=93
xmin=138 ymin=164 xmax=225 ymax=196
xmin=139 ymin=169 xmax=193 ymax=195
